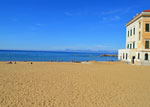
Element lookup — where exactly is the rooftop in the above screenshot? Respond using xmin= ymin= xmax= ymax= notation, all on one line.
xmin=143 ymin=9 xmax=150 ymax=12
xmin=126 ymin=9 xmax=150 ymax=27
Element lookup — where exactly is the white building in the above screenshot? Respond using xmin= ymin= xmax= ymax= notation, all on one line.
xmin=118 ymin=10 xmax=150 ymax=65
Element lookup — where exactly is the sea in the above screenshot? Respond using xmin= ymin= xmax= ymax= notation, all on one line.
xmin=0 ymin=50 xmax=118 ymax=62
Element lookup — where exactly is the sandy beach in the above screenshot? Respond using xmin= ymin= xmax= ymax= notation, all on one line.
xmin=0 ymin=61 xmax=150 ymax=107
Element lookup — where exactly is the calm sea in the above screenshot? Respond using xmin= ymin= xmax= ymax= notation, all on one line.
xmin=0 ymin=50 xmax=118 ymax=62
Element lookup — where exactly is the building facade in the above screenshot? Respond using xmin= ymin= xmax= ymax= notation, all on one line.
xmin=118 ymin=10 xmax=150 ymax=65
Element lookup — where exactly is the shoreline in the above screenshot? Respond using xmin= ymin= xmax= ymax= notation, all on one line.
xmin=0 ymin=60 xmax=118 ymax=63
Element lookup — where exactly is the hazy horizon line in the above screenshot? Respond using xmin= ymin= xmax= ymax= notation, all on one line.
xmin=0 ymin=49 xmax=118 ymax=53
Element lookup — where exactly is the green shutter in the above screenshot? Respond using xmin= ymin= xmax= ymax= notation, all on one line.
xmin=138 ymin=53 xmax=140 ymax=59
xmin=133 ymin=28 xmax=135 ymax=35
xmin=130 ymin=44 xmax=132 ymax=49
xmin=146 ymin=24 xmax=149 ymax=32
xmin=139 ymin=35 xmax=140 ymax=41
xmin=133 ymin=42 xmax=135 ymax=49
xmin=127 ymin=44 xmax=129 ymax=49
xmin=145 ymin=41 xmax=149 ymax=49
xmin=130 ymin=29 xmax=132 ymax=36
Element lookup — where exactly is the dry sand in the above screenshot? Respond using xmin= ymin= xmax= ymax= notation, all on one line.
xmin=0 ymin=61 xmax=150 ymax=107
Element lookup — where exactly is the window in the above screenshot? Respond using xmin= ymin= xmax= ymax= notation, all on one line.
xmin=128 ymin=31 xmax=129 ymax=37
xmin=130 ymin=29 xmax=132 ymax=36
xmin=126 ymin=53 xmax=128 ymax=60
xmin=145 ymin=40 xmax=149 ymax=49
xmin=138 ymin=53 xmax=140 ymax=59
xmin=139 ymin=22 xmax=141 ymax=28
xmin=139 ymin=32 xmax=141 ymax=41
xmin=127 ymin=44 xmax=129 ymax=49
xmin=133 ymin=42 xmax=135 ymax=49
xmin=133 ymin=27 xmax=135 ymax=35
xmin=123 ymin=53 xmax=125 ymax=59
xmin=130 ymin=44 xmax=132 ymax=49
xmin=145 ymin=53 xmax=148 ymax=60
xmin=145 ymin=24 xmax=149 ymax=32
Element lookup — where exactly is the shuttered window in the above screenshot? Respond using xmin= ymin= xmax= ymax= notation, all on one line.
xmin=130 ymin=29 xmax=132 ymax=36
xmin=139 ymin=32 xmax=141 ymax=40
xmin=127 ymin=44 xmax=129 ymax=49
xmin=145 ymin=24 xmax=149 ymax=32
xmin=138 ymin=53 xmax=140 ymax=59
xmin=133 ymin=27 xmax=135 ymax=35
xmin=133 ymin=42 xmax=135 ymax=49
xmin=126 ymin=53 xmax=128 ymax=60
xmin=139 ymin=22 xmax=141 ymax=28
xmin=145 ymin=40 xmax=149 ymax=49
xmin=130 ymin=44 xmax=132 ymax=49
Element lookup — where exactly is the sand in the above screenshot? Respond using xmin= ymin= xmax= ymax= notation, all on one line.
xmin=0 ymin=61 xmax=150 ymax=107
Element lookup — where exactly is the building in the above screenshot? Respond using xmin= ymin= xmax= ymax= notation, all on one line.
xmin=118 ymin=9 xmax=150 ymax=65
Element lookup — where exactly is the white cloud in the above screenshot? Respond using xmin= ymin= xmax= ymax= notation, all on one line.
xmin=99 ymin=6 xmax=139 ymax=23
xmin=64 ymin=10 xmax=88 ymax=16
xmin=64 ymin=12 xmax=73 ymax=16
xmin=36 ymin=24 xmax=42 ymax=26
xmin=101 ymin=9 xmax=122 ymax=15
xmin=100 ymin=15 xmax=121 ymax=23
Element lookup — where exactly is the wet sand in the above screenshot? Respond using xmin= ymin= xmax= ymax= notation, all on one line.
xmin=0 ymin=61 xmax=150 ymax=107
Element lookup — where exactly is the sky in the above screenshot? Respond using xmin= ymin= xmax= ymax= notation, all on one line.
xmin=0 ymin=0 xmax=149 ymax=51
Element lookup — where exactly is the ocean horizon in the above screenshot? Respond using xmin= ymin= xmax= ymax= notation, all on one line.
xmin=0 ymin=50 xmax=118 ymax=62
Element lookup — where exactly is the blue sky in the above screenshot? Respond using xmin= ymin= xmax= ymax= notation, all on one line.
xmin=0 ymin=0 xmax=149 ymax=51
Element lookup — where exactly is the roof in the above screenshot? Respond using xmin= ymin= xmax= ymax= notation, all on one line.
xmin=126 ymin=9 xmax=150 ymax=27
xmin=143 ymin=9 xmax=150 ymax=12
